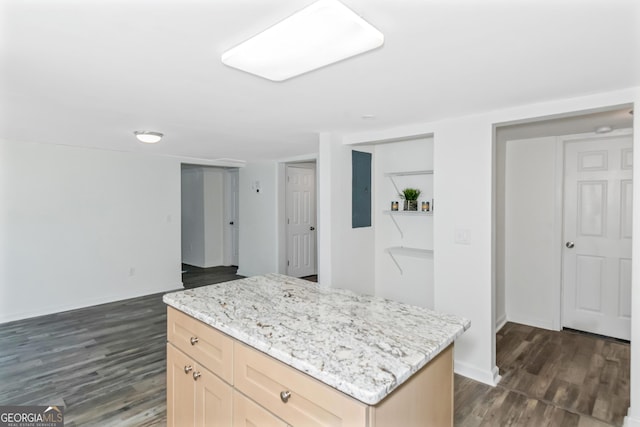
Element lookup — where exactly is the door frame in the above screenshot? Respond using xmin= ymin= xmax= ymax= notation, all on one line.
xmin=555 ymin=128 xmax=634 ymax=331
xmin=279 ymin=159 xmax=318 ymax=277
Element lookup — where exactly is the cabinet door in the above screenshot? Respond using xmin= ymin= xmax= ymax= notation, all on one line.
xmin=194 ymin=363 xmax=233 ymax=427
xmin=233 ymin=391 xmax=288 ymax=427
xmin=167 ymin=344 xmax=196 ymax=427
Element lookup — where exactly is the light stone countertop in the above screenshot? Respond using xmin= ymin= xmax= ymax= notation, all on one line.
xmin=163 ymin=273 xmax=470 ymax=405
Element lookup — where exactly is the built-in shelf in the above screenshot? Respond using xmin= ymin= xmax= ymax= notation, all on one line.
xmin=383 ymin=169 xmax=434 ymax=275
xmin=384 ymin=170 xmax=433 ymax=177
xmin=385 ymin=246 xmax=433 ymax=256
xmin=385 ymin=246 xmax=433 ymax=275
xmin=384 ymin=210 xmax=433 ymax=216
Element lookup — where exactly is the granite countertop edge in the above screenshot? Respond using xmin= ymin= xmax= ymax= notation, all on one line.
xmin=163 ymin=274 xmax=470 ymax=405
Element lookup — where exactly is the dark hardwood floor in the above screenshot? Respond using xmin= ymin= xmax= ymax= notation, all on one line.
xmin=0 ymin=282 xmax=630 ymax=426
xmin=455 ymin=322 xmax=630 ymax=427
xmin=0 ymin=292 xmax=168 ymax=426
xmin=181 ymin=264 xmax=244 ymax=289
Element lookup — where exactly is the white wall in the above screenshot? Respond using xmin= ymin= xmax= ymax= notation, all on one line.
xmin=374 ymin=137 xmax=435 ymax=308
xmin=181 ymin=167 xmax=205 ymax=266
xmin=504 ymin=137 xmax=560 ymax=330
xmin=432 ymin=116 xmax=499 ymax=385
xmin=202 ymin=168 xmax=225 ymax=266
xmin=494 ymin=134 xmax=507 ymax=330
xmin=181 ymin=166 xmax=225 ymax=268
xmin=237 ymin=162 xmax=279 ymax=277
xmin=339 ymin=88 xmax=639 ymax=400
xmin=318 ymin=134 xmax=375 ymax=295
xmin=0 ymin=138 xmax=182 ymax=323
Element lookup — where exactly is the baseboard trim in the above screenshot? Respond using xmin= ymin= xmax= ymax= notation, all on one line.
xmin=455 ymin=361 xmax=502 ymax=386
xmin=624 ymin=409 xmax=640 ymax=427
xmin=506 ymin=314 xmax=555 ymax=331
xmin=495 ymin=314 xmax=507 ymax=332
xmin=0 ymin=283 xmax=182 ymax=324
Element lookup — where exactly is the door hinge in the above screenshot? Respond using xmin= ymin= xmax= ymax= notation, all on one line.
xmin=287 ymin=260 xmax=290 ymax=266
xmin=287 ymin=218 xmax=290 ymax=224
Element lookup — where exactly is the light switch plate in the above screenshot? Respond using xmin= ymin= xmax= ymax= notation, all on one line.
xmin=455 ymin=228 xmax=471 ymax=245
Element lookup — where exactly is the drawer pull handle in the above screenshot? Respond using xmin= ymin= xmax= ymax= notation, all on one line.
xmin=184 ymin=365 xmax=193 ymax=374
xmin=193 ymin=371 xmax=201 ymax=380
xmin=190 ymin=336 xmax=199 ymax=345
xmin=280 ymin=390 xmax=292 ymax=403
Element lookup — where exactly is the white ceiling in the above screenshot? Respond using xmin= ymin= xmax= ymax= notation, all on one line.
xmin=1 ymin=0 xmax=638 ymax=162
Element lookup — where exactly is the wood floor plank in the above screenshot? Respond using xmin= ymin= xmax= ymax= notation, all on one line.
xmin=0 ymin=282 xmax=630 ymax=427
xmin=458 ymin=322 xmax=630 ymax=427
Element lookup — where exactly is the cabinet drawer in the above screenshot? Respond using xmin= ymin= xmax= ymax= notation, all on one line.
xmin=234 ymin=343 xmax=367 ymax=427
xmin=233 ymin=390 xmax=287 ymax=427
xmin=167 ymin=307 xmax=233 ymax=384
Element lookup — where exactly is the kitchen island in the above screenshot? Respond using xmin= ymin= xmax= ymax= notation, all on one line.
xmin=163 ymin=273 xmax=470 ymax=426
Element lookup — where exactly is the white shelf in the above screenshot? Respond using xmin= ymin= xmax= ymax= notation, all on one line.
xmin=385 ymin=246 xmax=433 ymax=257
xmin=382 ymin=168 xmax=434 ymax=275
xmin=384 ymin=210 xmax=433 ymax=216
xmin=385 ymin=246 xmax=433 ymax=275
xmin=384 ymin=170 xmax=433 ymax=177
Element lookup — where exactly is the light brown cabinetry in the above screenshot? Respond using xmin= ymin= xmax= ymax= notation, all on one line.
xmin=235 ymin=342 xmax=367 ymax=427
xmin=167 ymin=344 xmax=232 ymax=426
xmin=167 ymin=306 xmax=233 ymax=384
xmin=167 ymin=306 xmax=454 ymax=427
xmin=233 ymin=390 xmax=288 ymax=427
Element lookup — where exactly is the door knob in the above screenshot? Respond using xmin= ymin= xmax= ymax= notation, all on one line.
xmin=566 ymin=241 xmax=575 ymax=249
xmin=310 ymin=226 xmax=315 ymax=231
xmin=229 ymin=221 xmax=234 ymax=225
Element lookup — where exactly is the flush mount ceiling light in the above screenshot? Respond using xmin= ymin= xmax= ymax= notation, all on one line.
xmin=221 ymin=0 xmax=384 ymax=81
xmin=134 ymin=130 xmax=163 ymax=144
xmin=595 ymin=125 xmax=613 ymax=134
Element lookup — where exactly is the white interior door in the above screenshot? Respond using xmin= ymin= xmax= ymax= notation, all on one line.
xmin=286 ymin=165 xmax=316 ymax=277
xmin=562 ymin=134 xmax=632 ymax=340
xmin=225 ymin=169 xmax=239 ymax=266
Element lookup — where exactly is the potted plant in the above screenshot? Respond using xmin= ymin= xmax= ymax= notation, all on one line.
xmin=400 ymin=188 xmax=421 ymax=211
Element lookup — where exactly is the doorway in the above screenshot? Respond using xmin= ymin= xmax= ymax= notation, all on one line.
xmin=285 ymin=163 xmax=317 ymax=278
xmin=495 ymin=106 xmax=634 ymax=338
xmin=180 ymin=164 xmax=240 ymax=277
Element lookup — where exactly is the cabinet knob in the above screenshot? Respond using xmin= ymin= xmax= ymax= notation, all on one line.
xmin=193 ymin=371 xmax=201 ymax=381
xmin=280 ymin=390 xmax=291 ymax=403
xmin=184 ymin=365 xmax=193 ymax=374
xmin=190 ymin=336 xmax=199 ymax=345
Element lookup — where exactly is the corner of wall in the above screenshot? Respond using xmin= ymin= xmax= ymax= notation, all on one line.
xmin=455 ymin=361 xmax=501 ymax=387
xmin=623 ymin=409 xmax=640 ymax=427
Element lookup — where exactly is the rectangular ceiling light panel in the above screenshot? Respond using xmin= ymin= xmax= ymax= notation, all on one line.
xmin=221 ymin=0 xmax=384 ymax=81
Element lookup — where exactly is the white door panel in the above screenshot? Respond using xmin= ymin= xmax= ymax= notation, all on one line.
xmin=562 ymin=134 xmax=632 ymax=340
xmin=225 ymin=169 xmax=239 ymax=266
xmin=286 ymin=166 xmax=316 ymax=277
